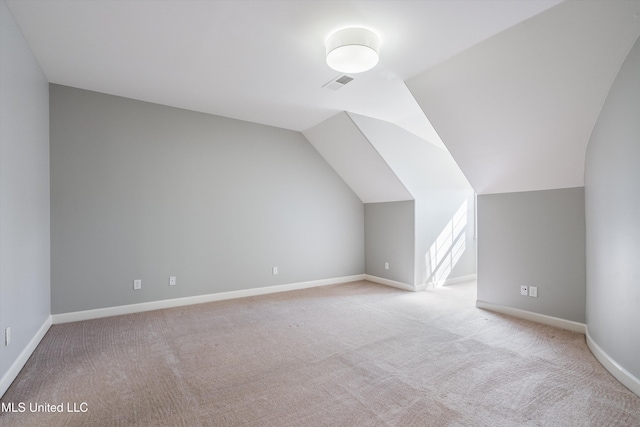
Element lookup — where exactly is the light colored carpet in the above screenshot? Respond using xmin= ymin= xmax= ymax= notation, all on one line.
xmin=1 ymin=280 xmax=639 ymax=426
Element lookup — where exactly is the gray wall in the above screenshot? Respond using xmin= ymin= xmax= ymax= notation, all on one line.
xmin=477 ymin=188 xmax=586 ymax=323
xmin=50 ymin=85 xmax=364 ymax=314
xmin=0 ymin=0 xmax=51 ymax=384
xmin=364 ymin=201 xmax=415 ymax=285
xmin=585 ymin=37 xmax=640 ymax=379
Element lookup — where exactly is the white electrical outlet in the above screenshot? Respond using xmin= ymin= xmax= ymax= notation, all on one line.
xmin=133 ymin=279 xmax=142 ymax=290
xmin=5 ymin=327 xmax=10 ymax=346
xmin=520 ymin=285 xmax=528 ymax=296
xmin=529 ymin=286 xmax=538 ymax=298
xmin=384 ymin=262 xmax=389 ymax=270
xmin=169 ymin=276 xmax=176 ymax=286
xmin=272 ymin=267 xmax=278 ymax=275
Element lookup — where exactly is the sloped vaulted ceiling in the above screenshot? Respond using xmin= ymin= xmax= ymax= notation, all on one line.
xmin=407 ymin=1 xmax=640 ymax=195
xmin=6 ymin=1 xmax=637 ymax=197
xmin=5 ymin=0 xmax=561 ymax=140
xmin=303 ymin=112 xmax=413 ymax=203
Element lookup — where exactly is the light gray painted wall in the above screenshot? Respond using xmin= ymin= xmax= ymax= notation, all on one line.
xmin=349 ymin=113 xmax=476 ymax=287
xmin=585 ymin=37 xmax=640 ymax=379
xmin=477 ymin=188 xmax=586 ymax=323
xmin=50 ymin=85 xmax=364 ymax=314
xmin=364 ymin=201 xmax=415 ymax=285
xmin=0 ymin=0 xmax=51 ymax=382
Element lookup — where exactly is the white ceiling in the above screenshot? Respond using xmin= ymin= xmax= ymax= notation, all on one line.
xmin=304 ymin=112 xmax=413 ymax=204
xmin=407 ymin=1 xmax=640 ymax=194
xmin=5 ymin=0 xmax=561 ymax=143
xmin=10 ymin=0 xmax=634 ymax=197
xmin=303 ymin=111 xmax=474 ymax=204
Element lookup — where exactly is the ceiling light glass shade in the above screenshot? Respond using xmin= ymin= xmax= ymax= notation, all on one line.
xmin=326 ymin=28 xmax=380 ymax=74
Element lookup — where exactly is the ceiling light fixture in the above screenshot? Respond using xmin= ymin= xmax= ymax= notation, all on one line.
xmin=326 ymin=28 xmax=380 ymax=74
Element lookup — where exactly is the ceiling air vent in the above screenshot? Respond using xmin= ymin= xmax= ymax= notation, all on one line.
xmin=322 ymin=75 xmax=354 ymax=91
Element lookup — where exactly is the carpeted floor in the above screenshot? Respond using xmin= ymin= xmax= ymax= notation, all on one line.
xmin=1 ymin=280 xmax=639 ymax=426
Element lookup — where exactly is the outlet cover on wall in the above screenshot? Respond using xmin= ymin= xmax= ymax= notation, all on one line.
xmin=272 ymin=267 xmax=278 ymax=275
xmin=384 ymin=262 xmax=389 ymax=270
xmin=5 ymin=327 xmax=10 ymax=346
xmin=529 ymin=286 xmax=538 ymax=298
xmin=133 ymin=279 xmax=142 ymax=290
xmin=520 ymin=285 xmax=528 ymax=296
xmin=169 ymin=276 xmax=176 ymax=286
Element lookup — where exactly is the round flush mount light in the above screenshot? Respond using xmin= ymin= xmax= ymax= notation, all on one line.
xmin=326 ymin=28 xmax=380 ymax=74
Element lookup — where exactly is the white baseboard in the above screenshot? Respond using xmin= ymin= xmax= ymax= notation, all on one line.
xmin=442 ymin=274 xmax=477 ymax=286
xmin=586 ymin=330 xmax=640 ymax=397
xmin=6 ymin=281 xmax=639 ymax=401
xmin=416 ymin=283 xmax=429 ymax=291
xmin=475 ymin=301 xmax=639 ymax=398
xmin=1 ymin=315 xmax=52 ymax=397
xmin=52 ymin=275 xmax=366 ymax=324
xmin=423 ymin=274 xmax=478 ymax=290
xmin=365 ymin=275 xmax=416 ymax=292
xmin=476 ymin=300 xmax=587 ymax=334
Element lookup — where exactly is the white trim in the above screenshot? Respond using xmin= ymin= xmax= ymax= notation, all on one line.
xmin=365 ymin=275 xmax=416 ymax=292
xmin=1 ymin=315 xmax=52 ymax=397
xmin=422 ymin=274 xmax=478 ymax=291
xmin=586 ymin=329 xmax=640 ymax=398
xmin=475 ymin=300 xmax=586 ymax=334
xmin=5 ymin=284 xmax=638 ymax=401
xmin=442 ymin=273 xmax=477 ymax=286
xmin=428 ymin=274 xmax=477 ymax=289
xmin=52 ymin=275 xmax=365 ymax=324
